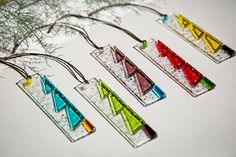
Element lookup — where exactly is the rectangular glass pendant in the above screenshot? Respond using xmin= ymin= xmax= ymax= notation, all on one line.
xmin=157 ymin=14 xmax=235 ymax=63
xmin=134 ymin=39 xmax=216 ymax=97
xmin=17 ymin=74 xmax=95 ymax=142
xmin=75 ymin=78 xmax=157 ymax=148
xmin=90 ymin=46 xmax=166 ymax=107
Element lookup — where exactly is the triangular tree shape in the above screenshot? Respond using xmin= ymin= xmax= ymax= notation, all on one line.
xmin=188 ymin=24 xmax=204 ymax=40
xmin=108 ymin=92 xmax=124 ymax=115
xmin=41 ymin=76 xmax=55 ymax=94
xmin=182 ymin=64 xmax=203 ymax=87
xmin=52 ymin=90 xmax=68 ymax=112
xmin=112 ymin=46 xmax=125 ymax=63
xmin=135 ymin=71 xmax=154 ymax=95
xmin=167 ymin=51 xmax=185 ymax=70
xmin=98 ymin=80 xmax=112 ymax=99
xmin=121 ymin=107 xmax=144 ymax=135
xmin=156 ymin=40 xmax=171 ymax=57
xmin=177 ymin=15 xmax=190 ymax=28
xmin=202 ymin=33 xmax=222 ymax=53
xmin=123 ymin=58 xmax=137 ymax=78
xmin=66 ymin=105 xmax=84 ymax=131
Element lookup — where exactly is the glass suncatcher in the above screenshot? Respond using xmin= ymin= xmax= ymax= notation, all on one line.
xmin=134 ymin=39 xmax=215 ymax=97
xmin=75 ymin=78 xmax=157 ymax=148
xmin=45 ymin=13 xmax=166 ymax=107
xmin=157 ymin=14 xmax=235 ymax=63
xmin=91 ymin=45 xmax=166 ymax=107
xmin=17 ymin=74 xmax=95 ymax=142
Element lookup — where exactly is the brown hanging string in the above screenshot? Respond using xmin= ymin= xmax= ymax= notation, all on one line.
xmin=88 ymin=3 xmax=166 ymax=17
xmin=0 ymin=59 xmax=30 ymax=79
xmin=11 ymin=22 xmax=103 ymax=54
xmin=1 ymin=53 xmax=89 ymax=83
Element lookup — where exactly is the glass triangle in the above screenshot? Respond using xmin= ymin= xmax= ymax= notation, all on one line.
xmin=112 ymin=46 xmax=124 ymax=63
xmin=66 ymin=105 xmax=84 ymax=131
xmin=98 ymin=80 xmax=111 ymax=99
xmin=156 ymin=40 xmax=171 ymax=57
xmin=188 ymin=24 xmax=203 ymax=40
xmin=177 ymin=15 xmax=190 ymax=28
xmin=167 ymin=52 xmax=185 ymax=69
xmin=136 ymin=71 xmax=153 ymax=94
xmin=52 ymin=90 xmax=67 ymax=112
xmin=123 ymin=58 xmax=136 ymax=77
xmin=202 ymin=34 xmax=222 ymax=53
xmin=41 ymin=76 xmax=54 ymax=94
xmin=182 ymin=64 xmax=203 ymax=87
xmin=108 ymin=93 xmax=124 ymax=115
xmin=121 ymin=107 xmax=144 ymax=135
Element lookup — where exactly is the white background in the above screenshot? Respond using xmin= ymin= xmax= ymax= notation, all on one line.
xmin=0 ymin=0 xmax=236 ymax=156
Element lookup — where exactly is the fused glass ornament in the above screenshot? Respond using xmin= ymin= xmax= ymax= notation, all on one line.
xmin=17 ymin=74 xmax=95 ymax=142
xmin=134 ymin=39 xmax=215 ymax=97
xmin=75 ymin=78 xmax=157 ymax=148
xmin=90 ymin=46 xmax=166 ymax=107
xmin=157 ymin=14 xmax=235 ymax=63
